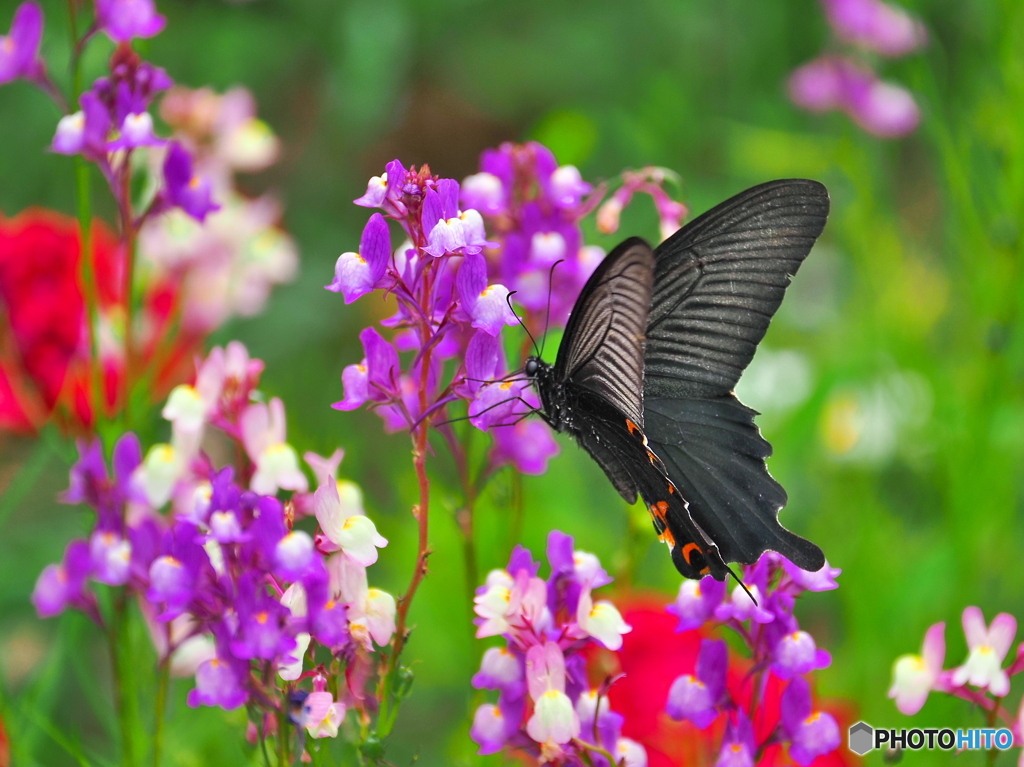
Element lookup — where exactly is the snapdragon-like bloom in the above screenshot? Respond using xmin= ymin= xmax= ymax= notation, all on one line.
xmin=96 ymin=0 xmax=166 ymax=42
xmin=780 ymin=677 xmax=841 ymax=766
xmin=313 ymin=479 xmax=387 ymax=566
xmin=327 ymin=213 xmax=391 ymax=303
xmin=163 ymin=142 xmax=220 ymax=222
xmin=470 ymin=533 xmax=641 ymax=764
xmin=951 ymin=607 xmax=1016 ymax=696
xmin=888 ymin=621 xmax=945 ymax=714
xmin=241 ymin=397 xmax=307 ymax=494
xmin=0 ymin=2 xmax=42 ymax=85
xmin=788 ymin=56 xmax=920 ymax=137
xmin=329 ymin=144 xmax=684 ymax=479
xmin=821 ymin=0 xmax=926 ymax=56
xmin=34 ymin=345 xmax=396 ymax=725
xmin=666 ymin=639 xmax=727 ymax=728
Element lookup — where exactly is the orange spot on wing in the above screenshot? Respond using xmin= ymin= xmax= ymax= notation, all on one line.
xmin=626 ymin=419 xmax=640 ymax=436
xmin=682 ymin=542 xmax=702 ymax=565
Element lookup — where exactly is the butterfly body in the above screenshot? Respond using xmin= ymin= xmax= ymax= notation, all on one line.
xmin=524 ymin=179 xmax=830 ymax=581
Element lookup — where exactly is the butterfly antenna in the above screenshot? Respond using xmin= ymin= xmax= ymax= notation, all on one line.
xmin=506 ymin=290 xmax=540 ymax=357
xmin=726 ymin=565 xmax=758 ymax=606
xmin=538 ymin=259 xmax=564 ymax=359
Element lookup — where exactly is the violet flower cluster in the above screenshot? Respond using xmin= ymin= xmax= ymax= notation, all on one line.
xmin=789 ymin=0 xmax=927 ymax=137
xmin=664 ymin=553 xmax=843 ymax=766
xmin=889 ymin=606 xmax=1024 ymax=755
xmin=31 ymin=342 xmax=396 ymax=752
xmin=0 ymin=0 xmax=297 ymax=421
xmin=469 ymin=531 xmax=645 ymax=766
xmin=139 ymin=85 xmax=297 ymax=333
xmin=331 ymin=142 xmax=684 ymax=476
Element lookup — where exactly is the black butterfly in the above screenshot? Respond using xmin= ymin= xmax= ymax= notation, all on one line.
xmin=525 ymin=179 xmax=829 ymax=581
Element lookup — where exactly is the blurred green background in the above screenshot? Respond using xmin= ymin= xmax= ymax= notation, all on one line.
xmin=2 ymin=0 xmax=1023 ymax=764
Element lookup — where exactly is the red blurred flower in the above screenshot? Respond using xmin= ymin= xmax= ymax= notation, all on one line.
xmin=0 ymin=208 xmax=198 ymax=433
xmin=587 ymin=593 xmax=860 ymax=767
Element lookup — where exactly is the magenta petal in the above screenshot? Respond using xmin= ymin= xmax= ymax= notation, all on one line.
xmin=989 ymin=613 xmax=1017 ymax=659
xmin=359 ymin=213 xmax=391 ymax=285
xmin=0 ymin=2 xmax=43 ymax=84
xmin=922 ymin=621 xmax=946 ymax=671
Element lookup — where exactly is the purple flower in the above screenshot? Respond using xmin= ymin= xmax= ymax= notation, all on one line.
xmin=32 ymin=540 xmax=94 ymax=618
xmin=326 ymin=213 xmax=391 ymax=303
xmin=822 ymin=0 xmax=926 ymax=57
xmin=229 ymin=578 xmax=296 ymax=661
xmin=147 ymin=554 xmax=195 ymax=619
xmin=545 ymin=165 xmax=591 ymax=209
xmin=274 ymin=531 xmax=316 ymax=580
xmin=162 ymin=142 xmax=219 ymax=222
xmin=187 ymin=657 xmax=247 ymax=710
xmin=461 ymin=172 xmax=505 ymax=215
xmin=333 ymin=327 xmax=401 ymax=411
xmin=490 ymin=419 xmax=559 ymax=475
xmin=89 ymin=530 xmax=132 ymax=586
xmin=108 ymin=112 xmax=164 ymax=150
xmin=780 ymin=677 xmax=841 ymax=766
xmin=472 ymin=646 xmax=525 ymax=699
xmin=0 ymin=2 xmax=42 ymax=85
xmin=471 ymin=700 xmax=519 ymax=755
xmin=888 ymin=621 xmax=945 ymax=715
xmin=772 ymin=630 xmax=832 ymax=679
xmin=715 ymin=711 xmax=755 ymax=767
xmin=96 ymin=0 xmax=166 ymax=42
xmin=666 ymin=639 xmax=727 ymax=728
xmin=469 ymin=379 xmax=535 ymax=431
xmin=782 ymin=557 xmax=841 ymax=592
xmin=667 ymin=576 xmax=726 ymax=631
xmin=788 ymin=56 xmax=920 ymax=138
xmin=456 ymin=253 xmax=518 ymax=336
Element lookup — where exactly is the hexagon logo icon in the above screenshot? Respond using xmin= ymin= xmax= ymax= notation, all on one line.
xmin=849 ymin=721 xmax=874 ymax=756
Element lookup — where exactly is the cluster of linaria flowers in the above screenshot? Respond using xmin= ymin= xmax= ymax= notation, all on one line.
xmin=657 ymin=554 xmax=844 ymax=766
xmin=31 ymin=342 xmax=396 ymax=744
xmin=0 ymin=0 xmax=295 ymax=432
xmin=329 ymin=143 xmax=685 ymax=474
xmin=469 ymin=531 xmax=645 ymax=766
xmin=889 ymin=606 xmax=1024 ymax=751
xmin=789 ymin=0 xmax=927 ymax=137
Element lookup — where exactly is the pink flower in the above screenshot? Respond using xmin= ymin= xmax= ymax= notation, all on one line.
xmin=313 ymin=479 xmax=387 ymax=566
xmin=525 ymin=642 xmax=580 ymax=747
xmin=240 ymin=398 xmax=308 ymax=495
xmin=888 ymin=621 xmax=945 ymax=714
xmin=951 ymin=607 xmax=1016 ymax=696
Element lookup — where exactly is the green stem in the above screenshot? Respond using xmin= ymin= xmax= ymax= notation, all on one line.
xmin=67 ymin=0 xmax=104 ymax=428
xmin=276 ymin=706 xmax=288 ymax=766
xmin=75 ymin=159 xmax=105 ymax=427
xmin=152 ymin=661 xmax=170 ymax=767
xmin=120 ymin=165 xmax=137 ymax=429
xmin=108 ymin=594 xmax=134 ymax=767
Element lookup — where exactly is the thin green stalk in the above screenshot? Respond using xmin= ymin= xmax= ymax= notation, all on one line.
xmin=67 ymin=0 xmax=105 ymax=428
xmin=74 ymin=159 xmax=105 ymax=426
xmin=151 ymin=662 xmax=169 ymax=767
xmin=108 ymin=594 xmax=135 ymax=767
xmin=276 ymin=707 xmax=288 ymax=766
xmin=119 ymin=169 xmax=138 ymax=429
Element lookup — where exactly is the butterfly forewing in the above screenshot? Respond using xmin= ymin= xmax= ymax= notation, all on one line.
xmin=554 ymin=238 xmax=655 ymax=429
xmin=645 ymin=179 xmax=829 ymax=399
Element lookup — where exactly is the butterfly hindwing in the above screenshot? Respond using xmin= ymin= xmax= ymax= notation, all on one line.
xmin=645 ymin=179 xmax=830 ymax=399
xmin=554 ymin=238 xmax=655 ymax=430
xmin=644 ymin=394 xmax=824 ymax=571
xmin=568 ymin=388 xmax=727 ymax=579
